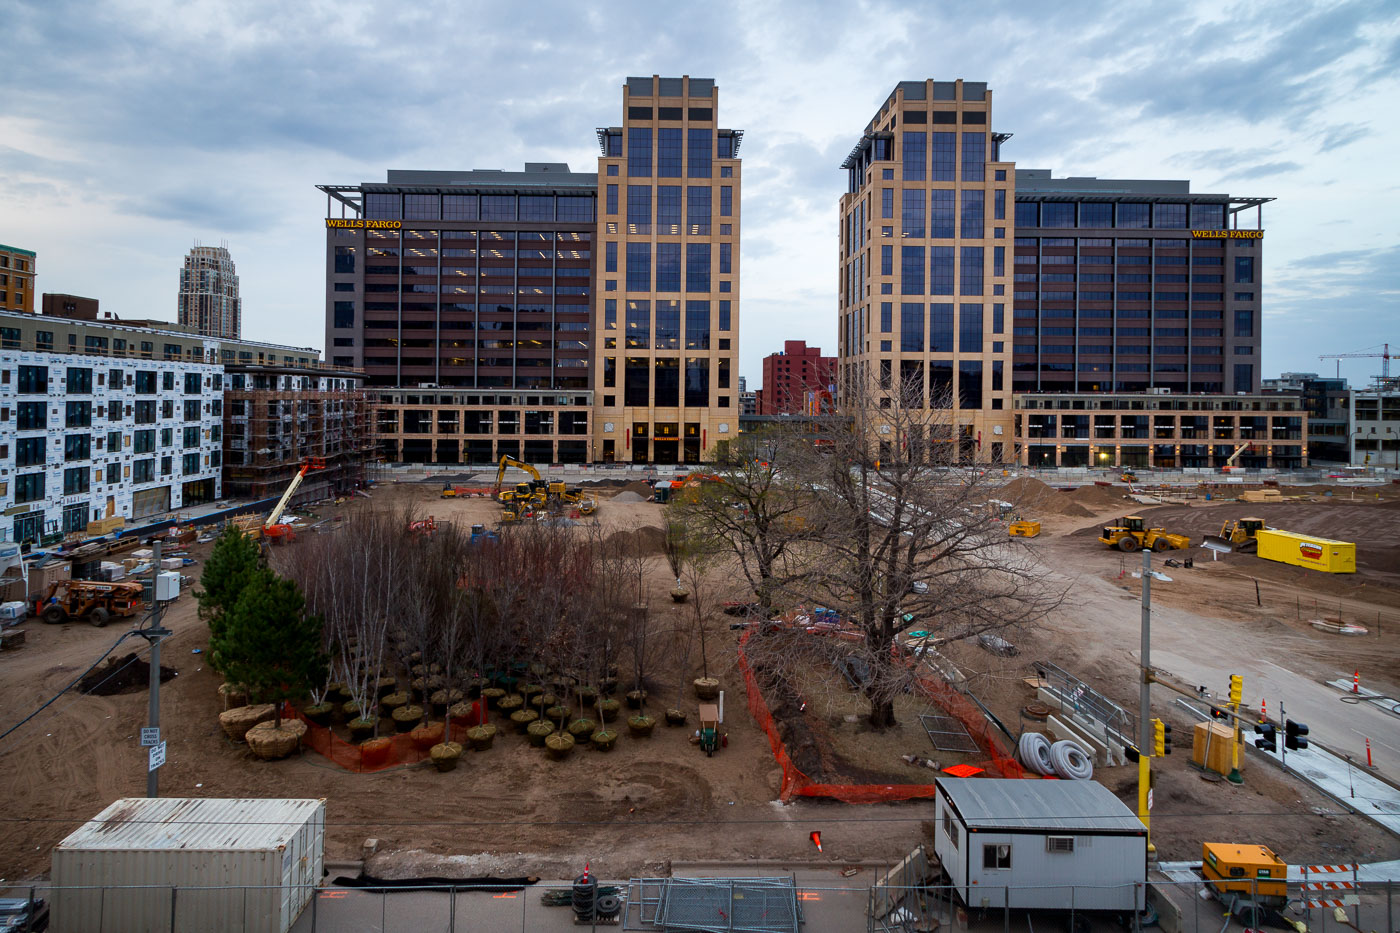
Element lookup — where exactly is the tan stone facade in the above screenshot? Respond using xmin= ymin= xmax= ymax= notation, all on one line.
xmin=838 ymin=79 xmax=1015 ymax=462
xmin=593 ymin=76 xmax=741 ymax=463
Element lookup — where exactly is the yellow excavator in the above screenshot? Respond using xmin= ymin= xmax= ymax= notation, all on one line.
xmin=1205 ymin=517 xmax=1267 ymax=553
xmin=1098 ymin=515 xmax=1191 ymax=552
xmin=492 ymin=456 xmax=597 ymax=515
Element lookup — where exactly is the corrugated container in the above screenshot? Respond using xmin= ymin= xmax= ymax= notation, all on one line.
xmin=1255 ymin=529 xmax=1356 ymax=574
xmin=51 ymin=798 xmax=325 ymax=933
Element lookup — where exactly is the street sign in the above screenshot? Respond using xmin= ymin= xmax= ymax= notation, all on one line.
xmin=148 ymin=741 xmax=166 ymax=771
xmin=140 ymin=727 xmax=160 ymax=747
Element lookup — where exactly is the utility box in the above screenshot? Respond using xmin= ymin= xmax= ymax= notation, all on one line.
xmin=156 ymin=571 xmax=181 ymax=602
xmin=1201 ymin=842 xmax=1287 ymax=901
xmin=1191 ymin=721 xmax=1238 ymax=776
xmin=52 ymin=797 xmax=325 ymax=933
xmin=1255 ymin=529 xmax=1356 ymax=573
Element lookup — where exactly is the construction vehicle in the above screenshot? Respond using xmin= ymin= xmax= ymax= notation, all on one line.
xmin=37 ymin=579 xmax=145 ymax=627
xmin=1098 ymin=515 xmax=1191 ymax=552
xmin=494 ymin=456 xmax=551 ymax=504
xmin=264 ymin=457 xmax=325 ymax=543
xmin=441 ymin=483 xmax=457 ymax=498
xmin=469 ymin=524 xmax=500 ymax=545
xmin=408 ymin=516 xmax=437 ymax=535
xmin=1205 ymin=517 xmax=1267 ymax=553
xmin=1008 ymin=520 xmax=1041 ymax=538
xmin=1120 ymin=468 xmax=1138 ymax=483
xmin=1219 ymin=443 xmax=1251 ymax=473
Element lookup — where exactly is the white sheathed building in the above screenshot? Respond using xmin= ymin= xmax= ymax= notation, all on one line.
xmin=0 ymin=348 xmax=223 ymax=542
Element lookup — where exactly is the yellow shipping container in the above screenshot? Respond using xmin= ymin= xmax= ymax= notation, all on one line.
xmin=1255 ymin=529 xmax=1355 ymax=574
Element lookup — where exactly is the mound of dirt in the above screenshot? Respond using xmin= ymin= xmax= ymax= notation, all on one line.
xmin=604 ymin=525 xmax=666 ymax=555
xmin=1067 ymin=484 xmax=1132 ymax=511
xmin=998 ymin=477 xmax=1092 ymax=517
xmin=612 ymin=491 xmax=646 ymax=503
xmin=80 ymin=653 xmax=177 ymax=696
xmin=618 ymin=481 xmax=656 ymax=497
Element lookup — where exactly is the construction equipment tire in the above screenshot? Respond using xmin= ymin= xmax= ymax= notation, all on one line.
xmin=1152 ymin=538 xmax=1171 ymax=552
xmin=1018 ymin=731 xmax=1054 ymax=775
xmin=1118 ymin=536 xmax=1139 ymax=552
xmin=41 ymin=606 xmax=66 ymax=625
xmin=89 ymin=607 xmax=110 ymax=628
xmin=1049 ymin=740 xmax=1094 ymax=780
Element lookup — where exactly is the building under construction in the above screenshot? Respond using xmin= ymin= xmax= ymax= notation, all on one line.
xmin=222 ymin=362 xmax=377 ymax=503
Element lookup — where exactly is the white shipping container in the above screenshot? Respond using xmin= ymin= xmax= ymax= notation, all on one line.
xmin=156 ymin=572 xmax=181 ymax=602
xmin=52 ymin=797 xmax=325 ymax=933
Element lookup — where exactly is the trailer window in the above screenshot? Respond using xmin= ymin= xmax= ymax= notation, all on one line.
xmin=1046 ymin=836 xmax=1075 ymax=854
xmin=983 ymin=844 xmax=1011 ymax=870
xmin=943 ymin=812 xmax=958 ymax=849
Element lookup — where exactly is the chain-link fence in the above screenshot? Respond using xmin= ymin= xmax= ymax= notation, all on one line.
xmin=4 ymin=876 xmax=1395 ymax=932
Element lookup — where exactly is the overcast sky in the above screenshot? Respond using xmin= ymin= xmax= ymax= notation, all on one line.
xmin=5 ymin=0 xmax=1398 ymax=387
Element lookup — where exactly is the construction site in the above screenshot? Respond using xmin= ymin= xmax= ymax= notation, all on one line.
xmin=0 ymin=455 xmax=1398 ymax=932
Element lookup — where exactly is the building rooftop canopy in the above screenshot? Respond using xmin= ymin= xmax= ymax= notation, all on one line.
xmin=1016 ymin=169 xmax=1273 ymax=210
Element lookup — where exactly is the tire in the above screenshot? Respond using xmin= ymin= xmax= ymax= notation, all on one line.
xmin=1118 ymin=535 xmax=1139 ymax=552
xmin=1049 ymin=740 xmax=1094 ymax=780
xmin=1152 ymin=537 xmax=1171 ymax=552
xmin=41 ymin=606 xmax=66 ymax=625
xmin=1018 ymin=731 xmax=1054 ymax=775
xmin=596 ymin=894 xmax=622 ymax=918
xmin=88 ymin=607 xmax=110 ymax=628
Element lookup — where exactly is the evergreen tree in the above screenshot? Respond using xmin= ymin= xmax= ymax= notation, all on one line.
xmin=210 ymin=566 xmax=327 ymax=729
xmin=197 ymin=527 xmax=263 ymax=675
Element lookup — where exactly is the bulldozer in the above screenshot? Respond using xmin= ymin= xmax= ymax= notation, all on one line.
xmin=38 ymin=579 xmax=146 ymax=627
xmin=1098 ymin=515 xmax=1191 ymax=553
xmin=1205 ymin=517 xmax=1267 ymax=553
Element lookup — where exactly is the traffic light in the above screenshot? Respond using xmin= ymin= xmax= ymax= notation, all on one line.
xmin=1228 ymin=675 xmax=1243 ymax=708
xmin=1210 ymin=707 xmax=1227 ymax=720
xmin=1285 ymin=720 xmax=1309 ymax=751
xmin=1152 ymin=718 xmax=1172 ymax=756
xmin=1254 ymin=722 xmax=1277 ymax=752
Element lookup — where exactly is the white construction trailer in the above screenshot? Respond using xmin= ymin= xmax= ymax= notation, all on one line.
xmin=932 ymin=778 xmax=1147 ymax=911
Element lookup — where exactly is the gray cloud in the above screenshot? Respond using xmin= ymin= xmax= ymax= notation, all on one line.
xmin=1318 ymin=123 xmax=1372 ymax=152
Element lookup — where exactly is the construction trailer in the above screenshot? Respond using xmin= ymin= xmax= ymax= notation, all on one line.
xmin=1254 ymin=528 xmax=1356 ymax=573
xmin=932 ymin=778 xmax=1147 ymax=911
xmin=52 ymin=797 xmax=325 ymax=933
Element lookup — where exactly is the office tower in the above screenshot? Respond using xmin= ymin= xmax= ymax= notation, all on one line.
xmin=837 ymin=79 xmax=1014 ymax=462
xmin=179 ymin=245 xmax=241 ymax=339
xmin=594 ymin=75 xmax=743 ymax=463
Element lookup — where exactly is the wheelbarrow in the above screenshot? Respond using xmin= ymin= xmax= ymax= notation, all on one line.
xmin=698 ymin=703 xmax=720 ymax=756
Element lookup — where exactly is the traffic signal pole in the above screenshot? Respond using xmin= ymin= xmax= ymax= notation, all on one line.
xmin=1138 ymin=546 xmax=1153 ymax=853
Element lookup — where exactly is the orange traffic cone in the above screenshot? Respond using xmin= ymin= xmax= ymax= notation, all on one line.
xmin=809 ymin=831 xmax=823 ymax=853
xmin=1258 ymin=698 xmax=1267 ymax=724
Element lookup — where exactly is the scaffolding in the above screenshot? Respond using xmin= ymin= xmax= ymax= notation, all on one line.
xmin=223 ymin=384 xmax=379 ymax=502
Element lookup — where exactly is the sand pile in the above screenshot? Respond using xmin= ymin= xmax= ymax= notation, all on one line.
xmin=612 ymin=491 xmax=646 ymax=503
xmin=997 ymin=477 xmax=1092 ymax=517
xmin=604 ymin=525 xmax=666 ymax=555
xmin=618 ymin=481 xmax=656 ymax=497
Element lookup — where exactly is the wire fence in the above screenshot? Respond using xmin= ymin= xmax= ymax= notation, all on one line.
xmin=5 ymin=875 xmax=1395 ymax=933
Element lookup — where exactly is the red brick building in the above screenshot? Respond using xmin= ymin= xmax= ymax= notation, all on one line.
xmin=756 ymin=340 xmax=836 ymax=414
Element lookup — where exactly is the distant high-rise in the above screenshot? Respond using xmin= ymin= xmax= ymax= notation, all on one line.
xmin=179 ymin=245 xmax=241 ymax=339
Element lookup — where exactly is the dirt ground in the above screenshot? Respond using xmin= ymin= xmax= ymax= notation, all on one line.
xmin=1 ymin=475 xmax=1397 ymax=885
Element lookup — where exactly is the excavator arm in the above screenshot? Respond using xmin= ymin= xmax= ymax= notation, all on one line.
xmin=493 ymin=456 xmax=541 ymax=496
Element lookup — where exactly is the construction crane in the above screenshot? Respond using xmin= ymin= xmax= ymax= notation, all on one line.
xmin=1319 ymin=342 xmax=1393 ymax=380
xmin=264 ymin=457 xmax=325 ymax=542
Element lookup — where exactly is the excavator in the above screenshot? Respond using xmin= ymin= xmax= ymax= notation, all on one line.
xmin=263 ymin=457 xmax=325 ymax=543
xmin=1205 ymin=517 xmax=1267 ymax=553
xmin=492 ymin=456 xmax=597 ymax=515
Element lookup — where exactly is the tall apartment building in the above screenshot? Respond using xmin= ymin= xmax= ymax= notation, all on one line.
xmin=837 ymin=79 xmax=1015 ymax=462
xmin=0 ymin=244 xmax=36 ymax=314
xmin=1013 ymin=172 xmax=1269 ymax=395
xmin=318 ymin=75 xmax=742 ymax=465
xmin=757 ymin=340 xmax=835 ymax=415
xmin=179 ymin=245 xmax=242 ymax=339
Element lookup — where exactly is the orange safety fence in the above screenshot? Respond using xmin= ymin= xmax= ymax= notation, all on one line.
xmin=294 ymin=700 xmax=486 ymax=773
xmin=736 ymin=629 xmax=1022 ymax=804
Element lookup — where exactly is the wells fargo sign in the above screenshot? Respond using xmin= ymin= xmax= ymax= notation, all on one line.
xmin=1190 ymin=230 xmax=1263 ymax=239
xmin=325 ymin=219 xmax=402 ymax=229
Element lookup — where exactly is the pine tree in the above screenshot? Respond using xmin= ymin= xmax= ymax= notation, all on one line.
xmin=210 ymin=566 xmax=327 ymax=729
xmin=197 ymin=527 xmax=263 ymax=676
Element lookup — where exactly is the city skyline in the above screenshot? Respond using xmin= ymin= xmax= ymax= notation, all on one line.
xmin=4 ymin=0 xmax=1398 ymax=386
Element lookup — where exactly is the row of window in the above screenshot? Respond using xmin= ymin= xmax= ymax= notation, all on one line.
xmin=1015 ymin=201 xmax=1227 ymax=229
xmin=616 ymin=127 xmax=737 ymax=178
xmin=7 ymin=397 xmax=219 ymax=430
xmin=13 ymin=424 xmax=216 ymax=467
xmin=13 ymin=453 xmax=216 ymax=503
xmin=377 ymin=410 xmax=590 ymax=435
xmin=604 ymin=183 xmax=734 ymax=222
xmin=604 ymin=356 xmax=732 ymax=407
xmin=363 ymin=193 xmax=597 ymax=223
xmin=5 ymin=365 xmax=217 ymax=395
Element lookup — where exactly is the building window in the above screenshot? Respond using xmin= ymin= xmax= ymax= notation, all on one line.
xmin=901 ymin=246 xmax=924 ymax=295
xmin=1118 ymin=203 xmax=1150 ymax=228
xmin=658 ymin=128 xmax=683 ymax=178
xmin=628 ymin=127 xmax=652 ymax=177
xmin=960 ymin=247 xmax=984 ymax=296
xmin=16 ymin=436 xmax=44 ymax=467
xmin=901 ymin=189 xmax=925 ymax=238
xmin=961 ymin=132 xmax=985 ymax=181
xmin=903 ymin=131 xmax=927 ymax=181
xmin=65 ymin=401 xmax=92 ymax=428
xmin=106 ymin=462 xmax=121 ymax=485
xmin=688 ymin=128 xmax=712 ymax=178
xmin=931 ymin=247 xmax=955 ymax=296
xmin=17 ymin=365 xmax=47 ymax=394
xmin=182 ymin=453 xmax=201 ymax=476
xmin=960 ymin=189 xmax=984 ymax=239
xmin=1234 ymin=310 xmax=1254 ymax=338
xmin=606 ymin=241 xmax=618 ymax=273
xmin=15 ymin=473 xmax=44 ymax=504
xmin=626 ymin=301 xmax=651 ymax=349
xmin=685 ymin=301 xmax=710 ymax=350
xmin=35 ymin=330 xmax=54 ymax=351
xmin=719 ymin=186 xmax=733 ymax=217
xmin=930 ymin=303 xmax=954 ymax=353
xmin=626 ymin=244 xmax=651 ymax=292
xmin=66 ymin=368 xmax=93 ymax=394
xmin=719 ymin=243 xmax=732 ymax=275
xmin=688 ymin=186 xmax=712 ymax=234
xmin=1234 ymin=256 xmax=1255 ymax=284
xmin=627 ymin=184 xmax=651 ymax=231
xmin=64 ymin=434 xmax=91 ymax=461
xmin=657 ymin=243 xmax=681 ymax=292
xmin=687 ymin=244 xmax=711 ymax=292
xmin=719 ymin=300 xmax=731 ymax=331
xmin=135 ymin=371 xmax=156 ymax=394
xmin=983 ymin=844 xmax=1011 ymax=870
xmin=606 ymin=184 xmax=618 ymax=215
xmin=882 ymin=188 xmax=894 ymax=219
xmin=900 ymin=303 xmax=924 ymax=351
xmin=63 ymin=467 xmax=90 ymax=495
